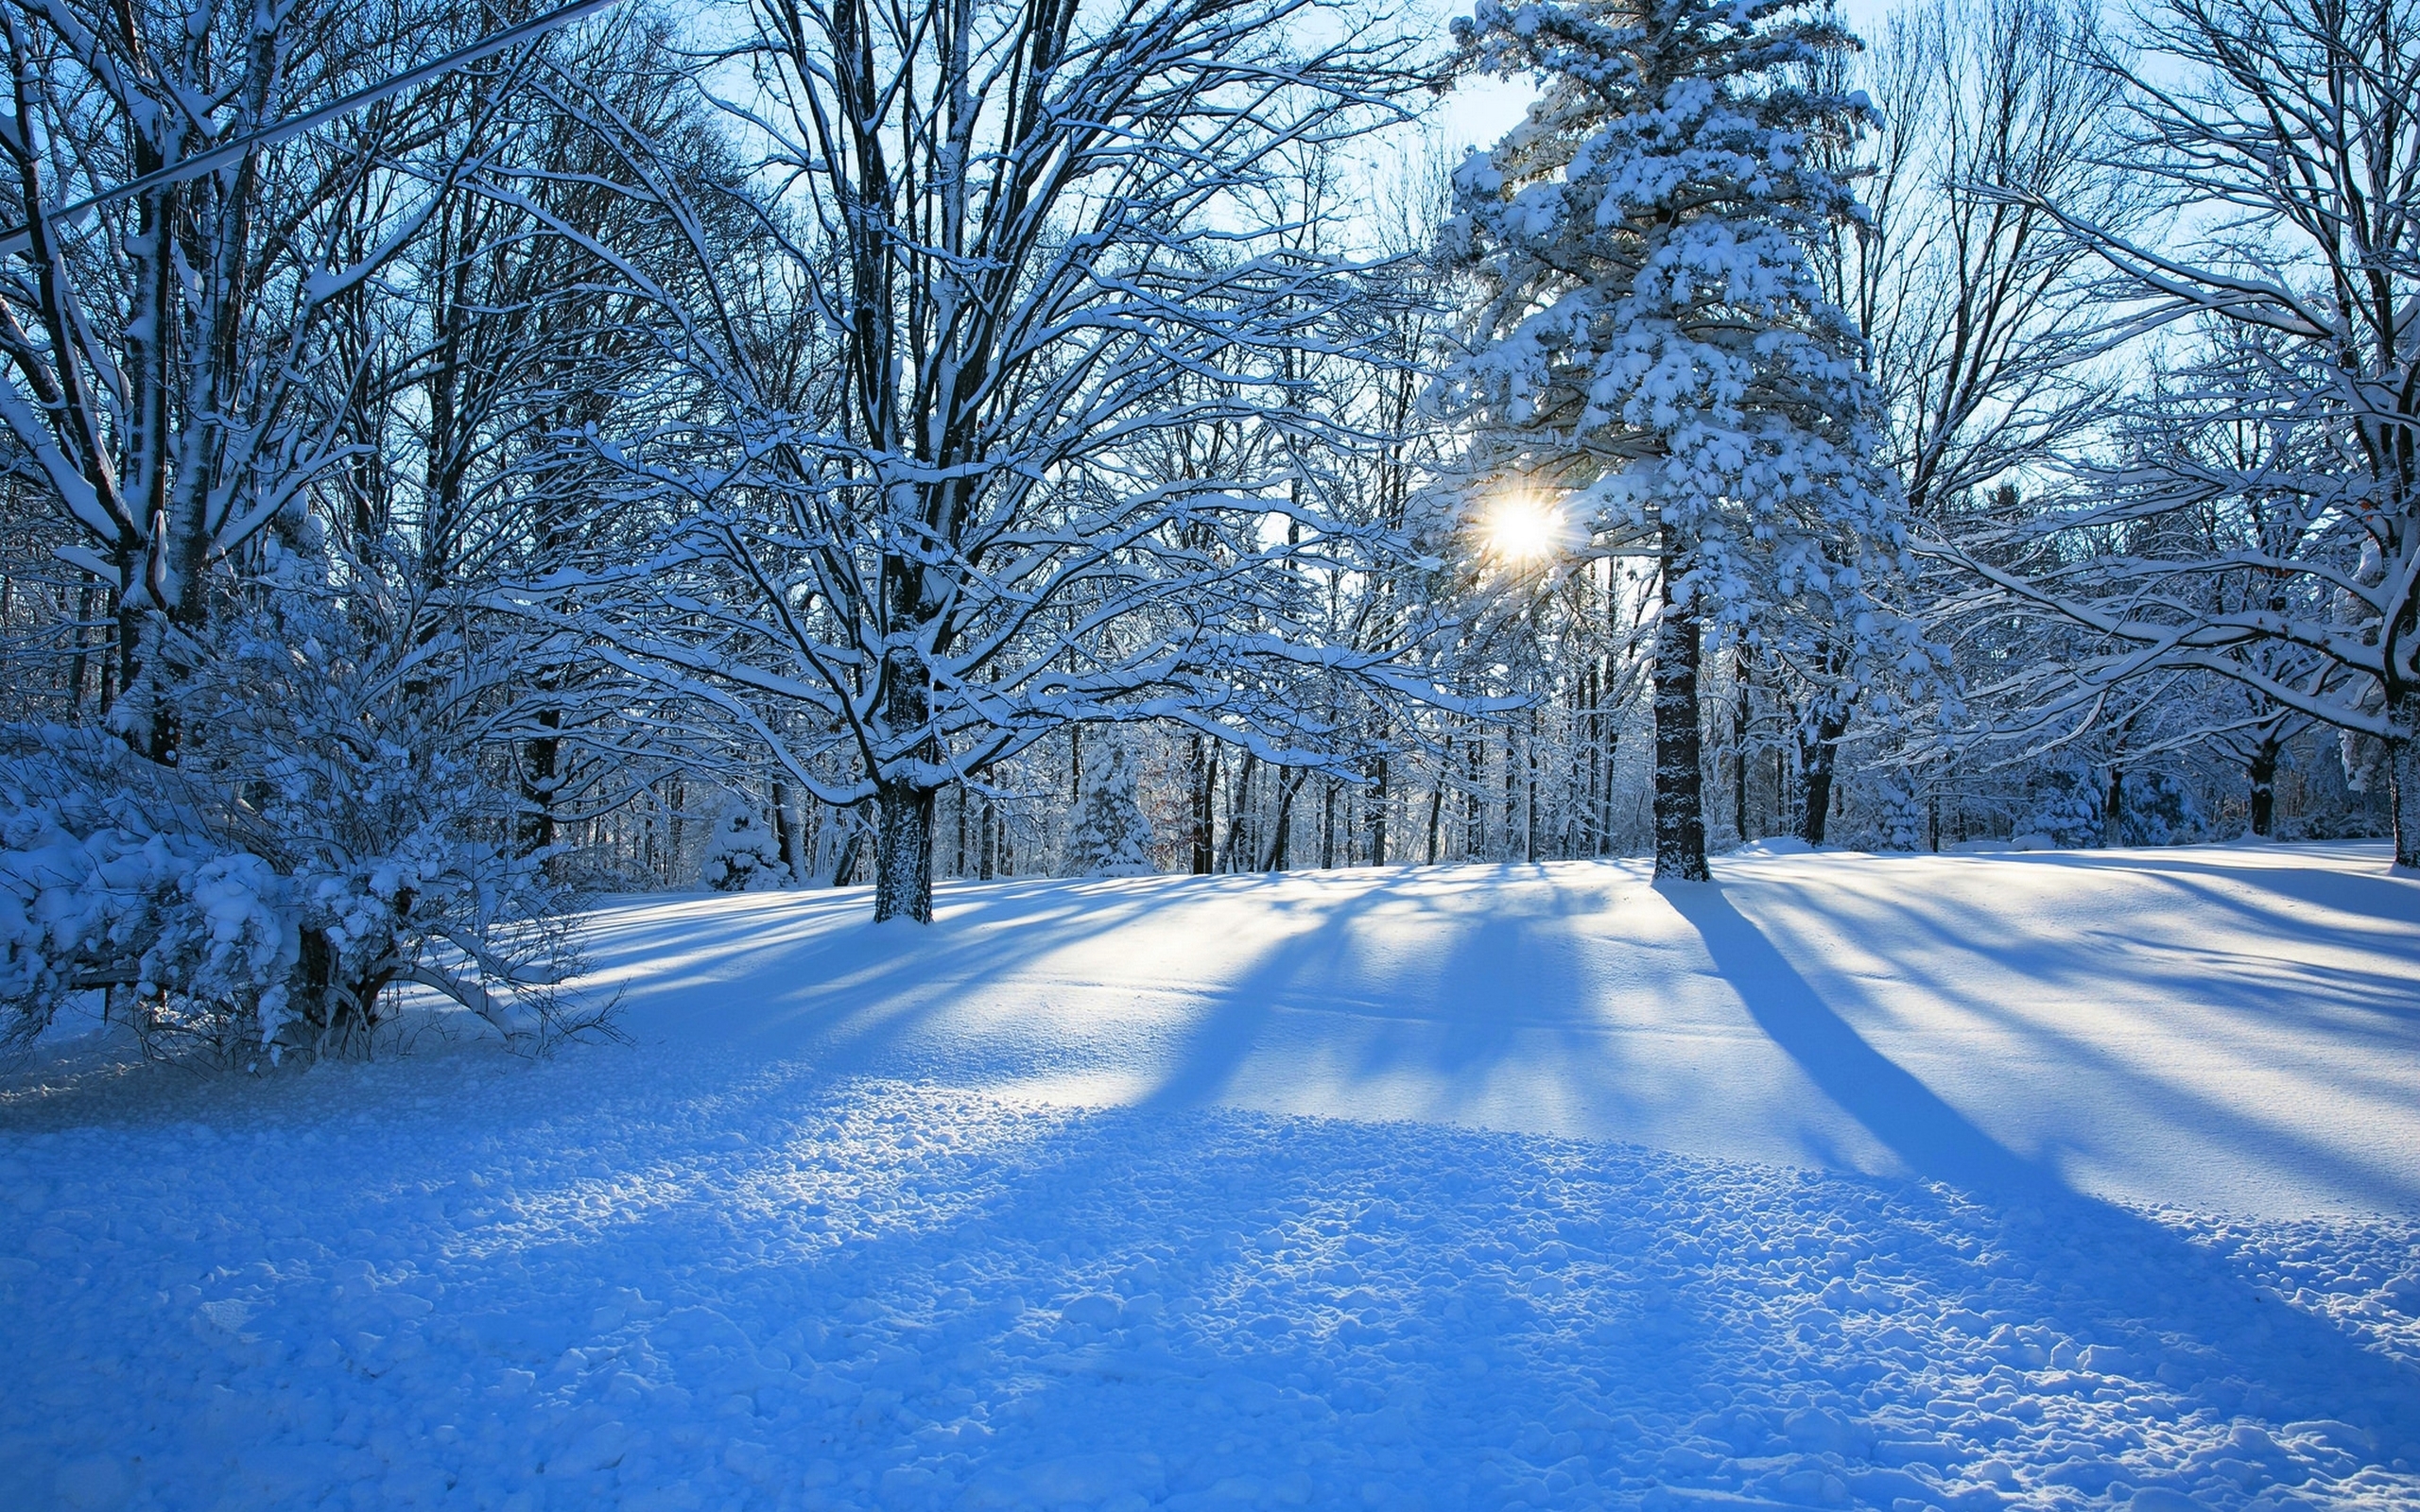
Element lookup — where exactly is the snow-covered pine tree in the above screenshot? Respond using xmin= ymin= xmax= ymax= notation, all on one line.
xmin=1061 ymin=745 xmax=1158 ymax=878
xmin=2021 ymin=765 xmax=2102 ymax=849
xmin=700 ymin=799 xmax=789 ymax=892
xmin=1446 ymin=0 xmax=1902 ymax=881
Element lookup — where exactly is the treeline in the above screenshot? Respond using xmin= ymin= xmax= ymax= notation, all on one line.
xmin=2 ymin=0 xmax=2413 ymax=1059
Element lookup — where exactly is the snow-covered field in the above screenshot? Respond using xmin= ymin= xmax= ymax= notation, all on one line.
xmin=5 ymin=843 xmax=2418 ymax=1511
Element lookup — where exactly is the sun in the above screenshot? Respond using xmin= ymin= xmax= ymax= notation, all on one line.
xmin=1481 ymin=494 xmax=1568 ymax=565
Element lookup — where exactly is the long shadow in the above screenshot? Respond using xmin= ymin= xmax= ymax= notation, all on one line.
xmin=1129 ymin=860 xmax=1699 ymax=1139
xmin=1134 ymin=870 xmax=1479 ymax=1111
xmin=583 ymin=871 xmax=1317 ymax=1083
xmin=1659 ymin=882 xmax=2050 ymax=1197
xmin=1724 ymin=867 xmax=2420 ymax=1211
xmin=303 ymin=1063 xmax=2420 ymax=1507
xmin=26 ymin=954 xmax=2420 ymax=1511
xmin=1662 ymin=879 xmax=2420 ymax=1457
xmin=2017 ymin=844 xmax=2420 ymax=932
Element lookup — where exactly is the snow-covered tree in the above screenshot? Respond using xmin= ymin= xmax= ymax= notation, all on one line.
xmin=2020 ymin=764 xmax=2102 ymax=847
xmin=1946 ymin=0 xmax=2420 ymax=869
xmin=0 ymin=541 xmax=597 ymax=1062
xmin=518 ymin=0 xmax=1476 ymax=924
xmin=1062 ymin=744 xmax=1158 ymax=877
xmin=1444 ymin=0 xmax=1906 ymax=881
xmin=0 ymin=0 xmax=540 ymax=758
xmin=700 ymin=799 xmax=788 ymax=892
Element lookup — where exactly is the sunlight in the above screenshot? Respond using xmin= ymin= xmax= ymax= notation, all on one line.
xmin=1482 ymin=493 xmax=1570 ymax=565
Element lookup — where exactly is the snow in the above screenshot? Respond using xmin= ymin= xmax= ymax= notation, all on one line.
xmin=5 ymin=843 xmax=2419 ymax=1510
xmin=1729 ymin=836 xmax=1816 ymax=857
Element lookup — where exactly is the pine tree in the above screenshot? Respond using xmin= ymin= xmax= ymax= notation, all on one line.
xmin=700 ymin=799 xmax=789 ymax=892
xmin=1061 ymin=746 xmax=1158 ymax=878
xmin=2021 ymin=765 xmax=2103 ymax=849
xmin=1445 ymin=0 xmax=1902 ymax=881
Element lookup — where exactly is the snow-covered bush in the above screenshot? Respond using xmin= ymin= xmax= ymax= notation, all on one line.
xmin=2022 ymin=766 xmax=2104 ymax=849
xmin=0 ymin=737 xmax=276 ymax=1045
xmin=700 ymin=799 xmax=789 ymax=891
xmin=1875 ymin=778 xmax=1930 ymax=852
xmin=0 ymin=566 xmax=602 ymax=1064
xmin=1061 ymin=745 xmax=1156 ymax=877
xmin=2118 ymin=771 xmax=2207 ymax=848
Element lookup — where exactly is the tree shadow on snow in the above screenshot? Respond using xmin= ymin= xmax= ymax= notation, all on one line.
xmin=1661 ymin=877 xmax=2420 ymax=1468
xmin=1721 ymin=865 xmax=2420 ymax=1211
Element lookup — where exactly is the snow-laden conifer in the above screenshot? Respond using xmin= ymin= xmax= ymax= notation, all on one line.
xmin=1443 ymin=0 xmax=1907 ymax=881
xmin=700 ymin=800 xmax=789 ymax=893
xmin=1061 ymin=746 xmax=1158 ymax=878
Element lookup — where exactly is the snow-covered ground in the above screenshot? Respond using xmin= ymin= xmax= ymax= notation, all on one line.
xmin=5 ymin=843 xmax=2418 ymax=1510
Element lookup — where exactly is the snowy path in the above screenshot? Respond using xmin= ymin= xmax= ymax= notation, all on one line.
xmin=4 ymin=844 xmax=2418 ymax=1511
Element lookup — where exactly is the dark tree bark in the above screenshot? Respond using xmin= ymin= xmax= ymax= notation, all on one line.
xmin=1191 ymin=737 xmax=1217 ymax=875
xmin=1368 ymin=749 xmax=1390 ymax=866
xmin=873 ymin=777 xmax=936 ymax=920
xmin=2388 ymin=696 xmax=2420 ymax=870
xmin=1652 ymin=557 xmax=1710 ymax=882
xmin=1732 ymin=645 xmax=1752 ymax=842
xmin=1264 ymin=767 xmax=1306 ymax=870
xmin=1795 ymin=707 xmax=1848 ymax=846
xmin=2247 ymin=738 xmax=2279 ymax=838
xmin=872 ymin=655 xmax=937 ymax=920
xmin=1426 ymin=735 xmax=1450 ymax=865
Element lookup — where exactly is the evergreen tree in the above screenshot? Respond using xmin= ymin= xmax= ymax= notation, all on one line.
xmin=1061 ymin=746 xmax=1158 ymax=878
xmin=1445 ymin=0 xmax=1903 ymax=881
xmin=700 ymin=800 xmax=788 ymax=892
xmin=2022 ymin=765 xmax=2103 ymax=849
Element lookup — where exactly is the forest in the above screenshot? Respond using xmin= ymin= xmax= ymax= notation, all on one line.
xmin=3 ymin=0 xmax=2415 ymax=1061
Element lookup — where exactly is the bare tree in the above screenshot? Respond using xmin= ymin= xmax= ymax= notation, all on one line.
xmin=0 ymin=0 xmax=531 ymax=755
xmin=530 ymin=0 xmax=1470 ymax=920
xmin=1788 ymin=0 xmax=2126 ymax=842
xmin=1946 ymin=0 xmax=2420 ymax=868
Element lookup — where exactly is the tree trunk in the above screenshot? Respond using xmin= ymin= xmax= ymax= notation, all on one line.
xmin=2248 ymin=738 xmax=2279 ymax=838
xmin=669 ymin=772 xmax=688 ymax=881
xmin=1466 ymin=733 xmax=1484 ymax=859
xmin=1502 ymin=723 xmax=1516 ymax=855
xmin=1368 ymin=749 xmax=1390 ymax=866
xmin=1426 ymin=736 xmax=1450 ymax=866
xmin=1732 ymin=646 xmax=1752 ymax=843
xmin=1191 ymin=738 xmax=1216 ymax=875
xmin=66 ymin=582 xmax=99 ymax=716
xmin=2102 ymin=766 xmax=2126 ymax=850
xmin=833 ymin=807 xmax=868 ymax=886
xmin=1219 ymin=750 xmax=1257 ymax=872
xmin=873 ymin=778 xmax=936 ymax=921
xmin=1795 ymin=710 xmax=1846 ymax=846
xmin=872 ymin=644 xmax=938 ymax=919
xmin=773 ymin=780 xmax=806 ymax=885
xmin=519 ymin=707 xmax=562 ymax=859
xmin=1525 ymin=710 xmax=1540 ymax=863
xmin=2389 ymin=700 xmax=2420 ymax=870
xmin=1652 ymin=560 xmax=1709 ymax=882
xmin=1264 ymin=767 xmax=1305 ymax=870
